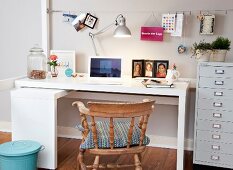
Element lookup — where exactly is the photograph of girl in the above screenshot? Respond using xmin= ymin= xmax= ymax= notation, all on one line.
xmin=132 ymin=60 xmax=143 ymax=78
xmin=155 ymin=60 xmax=169 ymax=78
xmin=144 ymin=61 xmax=154 ymax=77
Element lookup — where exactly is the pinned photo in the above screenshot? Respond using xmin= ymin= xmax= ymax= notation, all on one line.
xmin=83 ymin=13 xmax=98 ymax=29
xmin=72 ymin=13 xmax=86 ymax=32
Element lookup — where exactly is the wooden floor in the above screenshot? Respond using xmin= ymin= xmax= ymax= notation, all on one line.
xmin=0 ymin=131 xmax=195 ymax=170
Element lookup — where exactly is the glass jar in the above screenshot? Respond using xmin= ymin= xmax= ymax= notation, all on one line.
xmin=27 ymin=46 xmax=47 ymax=79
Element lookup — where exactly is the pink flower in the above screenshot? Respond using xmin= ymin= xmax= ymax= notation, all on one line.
xmin=172 ymin=63 xmax=177 ymax=70
xmin=49 ymin=55 xmax=58 ymax=61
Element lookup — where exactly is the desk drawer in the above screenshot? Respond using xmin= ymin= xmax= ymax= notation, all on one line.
xmin=197 ymin=98 xmax=233 ymax=110
xmin=195 ymin=150 xmax=233 ymax=166
xmin=199 ymin=66 xmax=233 ymax=78
xmin=198 ymin=88 xmax=233 ymax=99
xmin=196 ymin=130 xmax=233 ymax=143
xmin=199 ymin=77 xmax=233 ymax=89
xmin=196 ymin=140 xmax=233 ymax=155
xmin=196 ymin=119 xmax=233 ymax=133
xmin=197 ymin=109 xmax=233 ymax=122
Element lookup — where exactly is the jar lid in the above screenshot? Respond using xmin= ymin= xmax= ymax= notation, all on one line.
xmin=0 ymin=140 xmax=42 ymax=156
xmin=29 ymin=45 xmax=43 ymax=52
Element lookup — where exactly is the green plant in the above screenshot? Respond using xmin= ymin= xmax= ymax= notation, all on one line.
xmin=212 ymin=36 xmax=231 ymax=50
xmin=191 ymin=40 xmax=212 ymax=56
xmin=47 ymin=55 xmax=58 ymax=67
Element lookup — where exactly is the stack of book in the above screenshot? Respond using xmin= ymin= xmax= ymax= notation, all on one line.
xmin=142 ymin=79 xmax=174 ymax=88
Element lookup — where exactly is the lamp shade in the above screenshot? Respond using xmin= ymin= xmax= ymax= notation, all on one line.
xmin=113 ymin=15 xmax=131 ymax=37
xmin=113 ymin=26 xmax=131 ymax=37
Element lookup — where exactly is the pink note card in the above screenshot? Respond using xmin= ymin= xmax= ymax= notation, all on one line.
xmin=141 ymin=27 xmax=164 ymax=41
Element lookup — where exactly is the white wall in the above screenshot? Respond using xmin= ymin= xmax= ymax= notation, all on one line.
xmin=0 ymin=0 xmax=233 ymax=147
xmin=51 ymin=0 xmax=233 ymax=78
xmin=0 ymin=0 xmax=41 ymax=122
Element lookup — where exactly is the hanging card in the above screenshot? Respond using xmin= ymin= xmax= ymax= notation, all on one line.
xmin=141 ymin=27 xmax=163 ymax=41
xmin=200 ymin=14 xmax=215 ymax=35
xmin=162 ymin=14 xmax=176 ymax=33
xmin=171 ymin=13 xmax=184 ymax=37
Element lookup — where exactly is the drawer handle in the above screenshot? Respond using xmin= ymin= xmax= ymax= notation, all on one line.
xmin=211 ymin=155 xmax=220 ymax=161
xmin=213 ymin=102 xmax=223 ymax=107
xmin=214 ymin=92 xmax=223 ymax=96
xmin=215 ymin=70 xmax=225 ymax=74
xmin=215 ymin=81 xmax=224 ymax=85
xmin=212 ymin=134 xmax=221 ymax=139
xmin=213 ymin=124 xmax=221 ymax=129
xmin=212 ymin=145 xmax=220 ymax=150
xmin=213 ymin=113 xmax=222 ymax=118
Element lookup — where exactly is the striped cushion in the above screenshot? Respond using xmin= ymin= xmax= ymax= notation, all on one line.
xmin=77 ymin=121 xmax=150 ymax=149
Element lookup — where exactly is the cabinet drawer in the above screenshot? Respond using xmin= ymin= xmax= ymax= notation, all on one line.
xmin=199 ymin=66 xmax=233 ymax=78
xmin=196 ymin=140 xmax=233 ymax=155
xmin=196 ymin=119 xmax=233 ymax=133
xmin=196 ymin=130 xmax=233 ymax=143
xmin=199 ymin=77 xmax=233 ymax=89
xmin=198 ymin=88 xmax=233 ymax=99
xmin=197 ymin=98 xmax=233 ymax=110
xmin=195 ymin=150 xmax=233 ymax=167
xmin=197 ymin=109 xmax=233 ymax=122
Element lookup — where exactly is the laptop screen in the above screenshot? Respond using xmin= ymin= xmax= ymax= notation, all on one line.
xmin=90 ymin=58 xmax=121 ymax=78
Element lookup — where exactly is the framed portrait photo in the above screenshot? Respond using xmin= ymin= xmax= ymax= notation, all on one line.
xmin=50 ymin=50 xmax=76 ymax=77
xmin=144 ymin=60 xmax=154 ymax=77
xmin=154 ymin=60 xmax=169 ymax=78
xmin=132 ymin=60 xmax=144 ymax=78
xmin=83 ymin=13 xmax=98 ymax=29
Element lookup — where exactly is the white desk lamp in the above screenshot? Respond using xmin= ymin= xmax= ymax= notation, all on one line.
xmin=89 ymin=14 xmax=131 ymax=56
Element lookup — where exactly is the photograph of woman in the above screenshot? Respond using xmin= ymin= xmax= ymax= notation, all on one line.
xmin=132 ymin=60 xmax=143 ymax=77
xmin=144 ymin=61 xmax=154 ymax=77
xmin=155 ymin=60 xmax=169 ymax=78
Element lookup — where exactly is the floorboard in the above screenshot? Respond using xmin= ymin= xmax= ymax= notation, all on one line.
xmin=0 ymin=131 xmax=196 ymax=170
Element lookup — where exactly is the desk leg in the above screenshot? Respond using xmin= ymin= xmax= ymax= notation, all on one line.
xmin=177 ymin=94 xmax=186 ymax=170
xmin=11 ymin=88 xmax=68 ymax=169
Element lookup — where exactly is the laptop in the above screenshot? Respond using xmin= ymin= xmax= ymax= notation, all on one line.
xmin=86 ymin=56 xmax=123 ymax=85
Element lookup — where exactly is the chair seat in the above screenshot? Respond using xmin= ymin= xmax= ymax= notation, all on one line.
xmin=77 ymin=121 xmax=150 ymax=149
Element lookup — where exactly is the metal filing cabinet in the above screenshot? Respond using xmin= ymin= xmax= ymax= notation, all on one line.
xmin=194 ymin=62 xmax=233 ymax=169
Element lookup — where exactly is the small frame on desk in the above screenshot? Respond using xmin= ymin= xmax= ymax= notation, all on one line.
xmin=154 ymin=60 xmax=169 ymax=78
xmin=144 ymin=60 xmax=154 ymax=77
xmin=83 ymin=13 xmax=98 ymax=29
xmin=50 ymin=50 xmax=76 ymax=77
xmin=132 ymin=60 xmax=144 ymax=78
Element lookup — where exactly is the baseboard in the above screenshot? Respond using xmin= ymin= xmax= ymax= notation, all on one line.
xmin=0 ymin=122 xmax=193 ymax=151
xmin=0 ymin=121 xmax=11 ymax=132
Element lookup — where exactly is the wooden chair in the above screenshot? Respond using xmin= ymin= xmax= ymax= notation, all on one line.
xmin=72 ymin=99 xmax=155 ymax=170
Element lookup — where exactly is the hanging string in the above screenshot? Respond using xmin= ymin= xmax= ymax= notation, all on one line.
xmin=47 ymin=8 xmax=233 ymax=15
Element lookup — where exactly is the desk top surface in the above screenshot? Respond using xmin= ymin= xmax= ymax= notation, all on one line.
xmin=15 ymin=77 xmax=189 ymax=97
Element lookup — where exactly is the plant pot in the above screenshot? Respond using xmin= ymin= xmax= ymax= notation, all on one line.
xmin=196 ymin=49 xmax=212 ymax=62
xmin=212 ymin=50 xmax=227 ymax=62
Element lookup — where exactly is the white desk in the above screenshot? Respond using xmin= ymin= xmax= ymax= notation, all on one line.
xmin=11 ymin=77 xmax=189 ymax=170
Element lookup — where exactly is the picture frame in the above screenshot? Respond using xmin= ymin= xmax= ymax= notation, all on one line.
xmin=50 ymin=50 xmax=76 ymax=77
xmin=132 ymin=60 xmax=144 ymax=78
xmin=83 ymin=13 xmax=98 ymax=29
xmin=154 ymin=60 xmax=169 ymax=78
xmin=144 ymin=60 xmax=154 ymax=77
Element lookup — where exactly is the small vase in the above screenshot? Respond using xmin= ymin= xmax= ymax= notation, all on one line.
xmin=51 ymin=66 xmax=58 ymax=77
xmin=196 ymin=50 xmax=212 ymax=62
xmin=212 ymin=50 xmax=227 ymax=62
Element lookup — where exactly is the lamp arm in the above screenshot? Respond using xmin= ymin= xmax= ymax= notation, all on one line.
xmin=89 ymin=22 xmax=115 ymax=56
xmin=89 ymin=33 xmax=98 ymax=56
xmin=90 ymin=22 xmax=115 ymax=37
xmin=88 ymin=14 xmax=124 ymax=55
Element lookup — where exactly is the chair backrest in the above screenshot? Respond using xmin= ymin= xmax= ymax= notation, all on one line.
xmin=72 ymin=99 xmax=155 ymax=149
